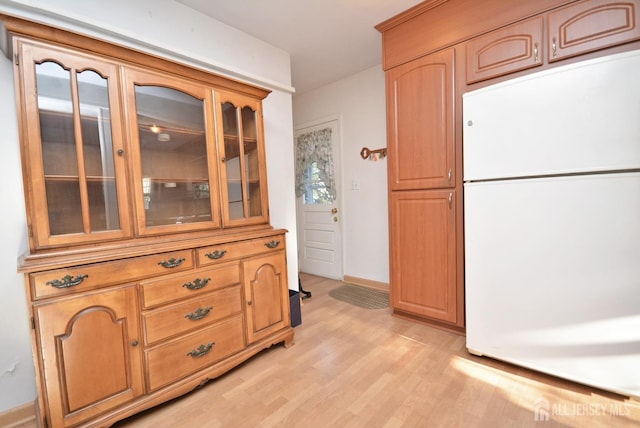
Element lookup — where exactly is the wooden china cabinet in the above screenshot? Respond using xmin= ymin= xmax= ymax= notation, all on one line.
xmin=2 ymin=14 xmax=293 ymax=428
xmin=378 ymin=0 xmax=640 ymax=333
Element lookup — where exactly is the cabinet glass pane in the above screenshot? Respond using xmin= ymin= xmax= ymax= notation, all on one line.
xmin=36 ymin=62 xmax=121 ymax=235
xmin=78 ymin=70 xmax=120 ymax=231
xmin=222 ymin=102 xmax=244 ymax=219
xmin=134 ymin=85 xmax=210 ymax=226
xmin=37 ymin=62 xmax=82 ymax=234
xmin=242 ymin=106 xmax=262 ymax=217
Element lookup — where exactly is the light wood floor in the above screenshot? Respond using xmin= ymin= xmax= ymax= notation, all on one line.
xmin=24 ymin=273 xmax=640 ymax=427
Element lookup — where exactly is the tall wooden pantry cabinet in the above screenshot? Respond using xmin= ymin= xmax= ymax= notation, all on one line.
xmin=386 ymin=48 xmax=459 ymax=327
xmin=1 ymin=14 xmax=293 ymax=428
xmin=377 ymin=0 xmax=640 ymax=333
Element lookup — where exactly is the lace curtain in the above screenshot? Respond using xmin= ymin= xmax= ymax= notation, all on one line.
xmin=295 ymin=127 xmax=336 ymax=200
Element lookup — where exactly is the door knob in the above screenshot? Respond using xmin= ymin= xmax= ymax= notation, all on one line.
xmin=331 ymin=208 xmax=338 ymax=214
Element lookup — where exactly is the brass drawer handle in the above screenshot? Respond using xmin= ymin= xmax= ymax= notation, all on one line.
xmin=184 ymin=306 xmax=213 ymax=321
xmin=205 ymin=250 xmax=227 ymax=260
xmin=265 ymin=240 xmax=280 ymax=249
xmin=187 ymin=342 xmax=215 ymax=358
xmin=158 ymin=257 xmax=185 ymax=268
xmin=46 ymin=274 xmax=88 ymax=289
xmin=182 ymin=277 xmax=210 ymax=290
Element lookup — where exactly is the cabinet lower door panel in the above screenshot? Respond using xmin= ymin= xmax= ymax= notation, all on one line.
xmin=34 ymin=285 xmax=143 ymax=427
xmin=243 ymin=253 xmax=290 ymax=343
xmin=390 ymin=190 xmax=457 ymax=323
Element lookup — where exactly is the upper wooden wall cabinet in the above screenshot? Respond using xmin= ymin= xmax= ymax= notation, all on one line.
xmin=465 ymin=0 xmax=640 ymax=83
xmin=548 ymin=0 xmax=640 ymax=61
xmin=5 ymin=19 xmax=271 ymax=251
xmin=465 ymin=17 xmax=544 ymax=84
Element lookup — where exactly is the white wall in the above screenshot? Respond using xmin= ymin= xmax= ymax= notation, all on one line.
xmin=0 ymin=0 xmax=297 ymax=413
xmin=293 ymin=66 xmax=389 ymax=284
xmin=0 ymin=49 xmax=34 ymax=413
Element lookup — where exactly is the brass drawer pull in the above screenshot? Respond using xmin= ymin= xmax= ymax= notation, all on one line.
xmin=187 ymin=342 xmax=215 ymax=358
xmin=184 ymin=306 xmax=213 ymax=321
xmin=182 ymin=277 xmax=210 ymax=290
xmin=46 ymin=274 xmax=88 ymax=289
xmin=158 ymin=257 xmax=185 ymax=268
xmin=205 ymin=250 xmax=227 ymax=260
xmin=265 ymin=240 xmax=280 ymax=249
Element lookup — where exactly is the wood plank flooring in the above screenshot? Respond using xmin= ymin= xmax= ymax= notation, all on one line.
xmin=20 ymin=273 xmax=640 ymax=427
xmin=114 ymin=273 xmax=639 ymax=427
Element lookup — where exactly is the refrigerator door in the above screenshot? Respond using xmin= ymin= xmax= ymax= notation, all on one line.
xmin=463 ymin=50 xmax=640 ymax=182
xmin=464 ymin=172 xmax=640 ymax=397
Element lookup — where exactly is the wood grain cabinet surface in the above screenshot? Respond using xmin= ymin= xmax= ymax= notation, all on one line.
xmin=386 ymin=48 xmax=455 ymax=191
xmin=4 ymin=14 xmax=293 ymax=428
xmin=12 ymin=31 xmax=272 ymax=252
xmin=548 ymin=0 xmax=640 ymax=61
xmin=466 ymin=17 xmax=544 ymax=83
xmin=243 ymin=252 xmax=291 ymax=344
xmin=141 ymin=285 xmax=243 ymax=345
xmin=34 ymin=285 xmax=144 ymax=427
xmin=390 ymin=190 xmax=457 ymax=324
xmin=383 ymin=46 xmax=462 ymax=331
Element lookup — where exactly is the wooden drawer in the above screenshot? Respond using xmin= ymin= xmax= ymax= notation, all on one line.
xmin=466 ymin=16 xmax=543 ymax=83
xmin=30 ymin=250 xmax=193 ymax=300
xmin=140 ymin=262 xmax=240 ymax=309
xmin=196 ymin=235 xmax=285 ymax=267
xmin=142 ymin=286 xmax=242 ymax=345
xmin=145 ymin=315 xmax=245 ymax=391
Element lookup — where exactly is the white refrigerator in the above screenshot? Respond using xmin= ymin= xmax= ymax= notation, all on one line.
xmin=463 ymin=49 xmax=640 ymax=398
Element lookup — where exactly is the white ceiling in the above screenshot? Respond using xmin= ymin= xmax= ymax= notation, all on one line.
xmin=176 ymin=0 xmax=423 ymax=94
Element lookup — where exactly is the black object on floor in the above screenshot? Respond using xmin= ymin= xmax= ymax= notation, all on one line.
xmin=299 ymin=276 xmax=312 ymax=300
xmin=289 ymin=289 xmax=302 ymax=327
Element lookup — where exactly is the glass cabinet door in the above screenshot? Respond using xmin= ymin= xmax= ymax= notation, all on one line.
xmin=19 ymin=41 xmax=130 ymax=249
xmin=123 ymin=68 xmax=220 ymax=234
xmin=215 ymin=91 xmax=269 ymax=226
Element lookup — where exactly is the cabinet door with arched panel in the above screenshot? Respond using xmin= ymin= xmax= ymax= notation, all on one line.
xmin=386 ymin=48 xmax=455 ymax=190
xmin=215 ymin=90 xmax=269 ymax=227
xmin=242 ymin=251 xmax=290 ymax=344
xmin=33 ymin=285 xmax=143 ymax=427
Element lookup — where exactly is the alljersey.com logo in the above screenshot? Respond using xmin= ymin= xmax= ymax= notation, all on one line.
xmin=534 ymin=397 xmax=632 ymax=422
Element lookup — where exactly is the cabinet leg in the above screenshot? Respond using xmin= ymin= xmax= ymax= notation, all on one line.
xmin=283 ymin=329 xmax=295 ymax=348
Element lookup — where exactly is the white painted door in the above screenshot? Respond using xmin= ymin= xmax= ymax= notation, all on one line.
xmin=295 ymin=119 xmax=342 ymax=279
